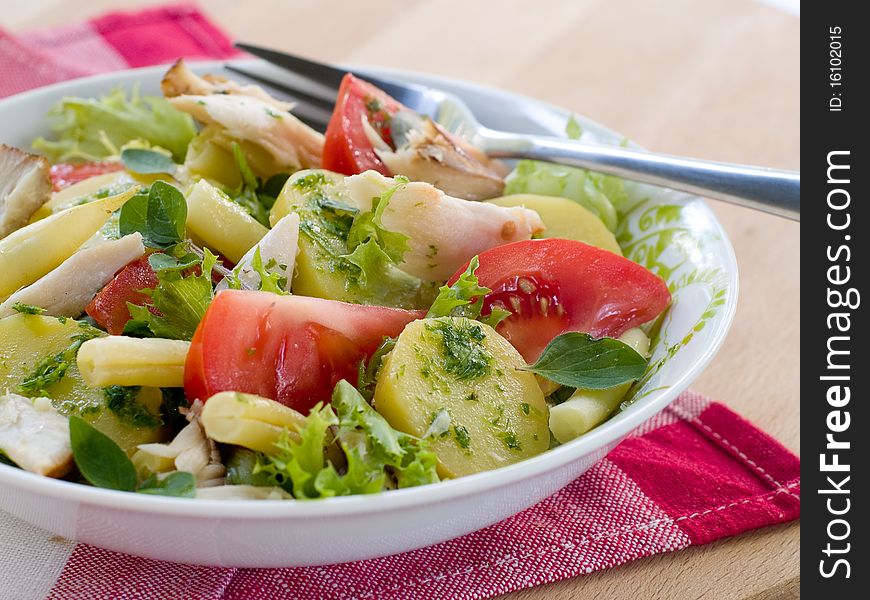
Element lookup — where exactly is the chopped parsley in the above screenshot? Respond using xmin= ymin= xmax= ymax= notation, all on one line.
xmin=426 ymin=319 xmax=492 ymax=380
xmin=293 ymin=171 xmax=329 ymax=190
xmin=11 ymin=303 xmax=46 ymax=315
xmin=104 ymin=385 xmax=162 ymax=428
xmin=365 ymin=97 xmax=383 ymax=114
xmin=499 ymin=430 xmax=522 ymax=451
xmin=18 ymin=329 xmax=100 ymax=397
xmin=490 ymin=404 xmax=505 ymax=426
xmin=453 ymin=425 xmax=471 ymax=449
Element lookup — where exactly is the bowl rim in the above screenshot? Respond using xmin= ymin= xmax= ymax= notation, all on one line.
xmin=0 ymin=60 xmax=739 ymax=519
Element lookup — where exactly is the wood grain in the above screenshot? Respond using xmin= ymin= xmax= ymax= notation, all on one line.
xmin=3 ymin=1 xmax=800 ymax=598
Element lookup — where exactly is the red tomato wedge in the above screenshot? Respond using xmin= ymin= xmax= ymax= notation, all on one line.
xmin=184 ymin=290 xmax=424 ymax=412
xmin=448 ymin=239 xmax=671 ymax=363
xmin=49 ymin=162 xmax=124 ymax=192
xmin=321 ymin=73 xmax=403 ymax=176
xmin=86 ymin=256 xmax=159 ymax=335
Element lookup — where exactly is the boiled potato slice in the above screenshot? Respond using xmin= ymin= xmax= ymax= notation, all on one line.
xmin=0 ymin=315 xmax=166 ymax=453
xmin=373 ymin=317 xmax=549 ymax=478
xmin=271 ymin=169 xmax=432 ymax=308
xmin=487 ymin=194 xmax=621 ymax=255
xmin=270 ymin=169 xmax=355 ymax=301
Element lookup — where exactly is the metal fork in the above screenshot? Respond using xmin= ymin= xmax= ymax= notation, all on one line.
xmin=232 ymin=43 xmax=800 ymax=221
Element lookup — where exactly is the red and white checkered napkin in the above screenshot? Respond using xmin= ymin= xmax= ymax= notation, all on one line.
xmin=1 ymin=6 xmax=800 ymax=599
xmin=0 ymin=3 xmax=237 ymax=99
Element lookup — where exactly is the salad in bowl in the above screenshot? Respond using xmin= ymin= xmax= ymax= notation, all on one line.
xmin=2 ymin=59 xmax=675 ymax=504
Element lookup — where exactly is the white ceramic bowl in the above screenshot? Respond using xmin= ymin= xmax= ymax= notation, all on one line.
xmin=0 ymin=60 xmax=737 ymax=567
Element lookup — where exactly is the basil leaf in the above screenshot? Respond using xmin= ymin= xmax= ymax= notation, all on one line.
xmin=69 ymin=415 xmax=137 ymax=491
xmin=225 ymin=447 xmax=273 ymax=487
xmin=148 ymin=250 xmax=199 ymax=272
xmin=120 ymin=148 xmax=176 ymax=175
xmin=138 ymin=471 xmax=196 ymax=497
xmin=119 ymin=181 xmax=187 ymax=249
xmin=117 ymin=188 xmax=149 ymax=236
xmin=145 ymin=181 xmax=187 ymax=247
xmin=525 ymin=332 xmax=647 ymax=389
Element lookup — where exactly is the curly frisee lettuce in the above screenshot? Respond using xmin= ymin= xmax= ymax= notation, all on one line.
xmin=254 ymin=380 xmax=439 ymax=498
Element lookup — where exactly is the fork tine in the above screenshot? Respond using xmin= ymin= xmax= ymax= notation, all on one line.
xmin=235 ymin=42 xmax=346 ymax=90
xmin=221 ymin=65 xmax=333 ymax=132
xmin=234 ymin=42 xmax=439 ymax=118
xmin=224 ymin=65 xmax=335 ymax=112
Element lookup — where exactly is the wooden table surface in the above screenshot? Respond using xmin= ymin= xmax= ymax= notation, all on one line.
xmin=4 ymin=1 xmax=800 ymax=598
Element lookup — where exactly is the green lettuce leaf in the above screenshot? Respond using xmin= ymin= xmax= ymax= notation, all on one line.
xmin=426 ymin=256 xmax=510 ymax=328
xmin=504 ymin=161 xmax=625 ymax=231
xmin=356 ymin=336 xmax=397 ymax=401
xmin=254 ymin=403 xmax=338 ymax=499
xmin=254 ymin=380 xmax=439 ymax=499
xmin=342 ymin=237 xmax=421 ymax=294
xmin=224 ymin=143 xmax=277 ymax=227
xmin=339 ymin=177 xmax=429 ymax=307
xmin=502 ymin=116 xmax=627 ymax=232
xmin=345 ymin=177 xmax=410 ymax=263
xmin=124 ymin=249 xmax=217 ymax=340
xmin=33 ymin=87 xmax=197 ymax=162
xmin=250 ymin=247 xmax=289 ymax=294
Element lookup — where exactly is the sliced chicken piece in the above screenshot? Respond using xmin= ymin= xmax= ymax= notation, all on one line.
xmin=374 ymin=117 xmax=507 ymax=201
xmin=0 ymin=394 xmax=72 ymax=477
xmin=345 ymin=171 xmax=545 ymax=281
xmin=169 ymin=94 xmax=323 ymax=173
xmin=134 ymin=400 xmax=225 ymax=487
xmin=161 ymin=58 xmax=291 ymax=111
xmin=218 ymin=213 xmax=300 ymax=292
xmin=0 ymin=145 xmax=51 ymax=239
xmin=0 ymin=233 xmax=145 ymax=319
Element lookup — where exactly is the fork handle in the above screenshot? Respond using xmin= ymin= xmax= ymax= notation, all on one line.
xmin=478 ymin=129 xmax=800 ymax=220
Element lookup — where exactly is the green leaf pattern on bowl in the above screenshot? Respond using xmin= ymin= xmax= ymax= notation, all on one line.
xmin=614 ymin=186 xmax=731 ymax=408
